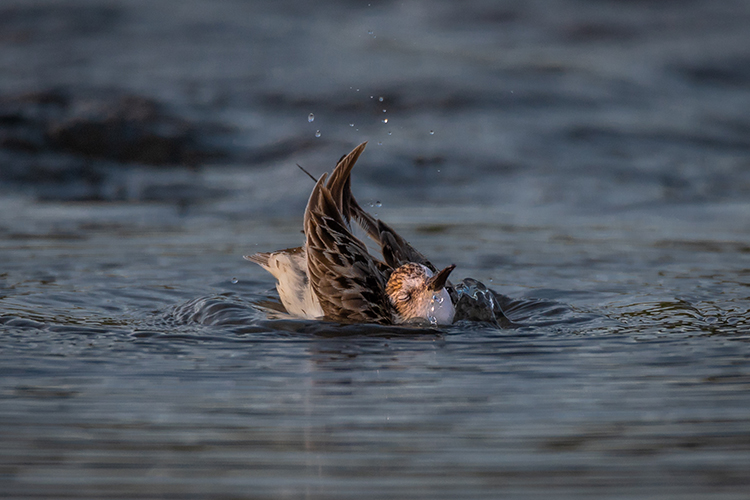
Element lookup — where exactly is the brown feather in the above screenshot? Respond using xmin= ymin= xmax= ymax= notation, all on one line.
xmin=325 ymin=141 xmax=367 ymax=226
xmin=324 ymin=142 xmax=437 ymax=273
xmin=376 ymin=219 xmax=436 ymax=272
xmin=304 ymin=173 xmax=392 ymax=324
xmin=249 ymin=143 xmax=455 ymax=324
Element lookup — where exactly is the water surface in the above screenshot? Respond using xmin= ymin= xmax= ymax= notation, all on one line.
xmin=2 ymin=1 xmax=750 ymax=498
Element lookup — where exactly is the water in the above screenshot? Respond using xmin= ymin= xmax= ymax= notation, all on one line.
xmin=2 ymin=200 xmax=748 ymax=499
xmin=2 ymin=1 xmax=750 ymax=498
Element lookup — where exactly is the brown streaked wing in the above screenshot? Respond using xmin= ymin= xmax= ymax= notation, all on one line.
xmin=304 ymin=174 xmax=392 ymax=324
xmin=325 ymin=141 xmax=367 ymax=226
xmin=324 ymin=143 xmax=435 ymax=272
xmin=375 ymin=218 xmax=436 ymax=272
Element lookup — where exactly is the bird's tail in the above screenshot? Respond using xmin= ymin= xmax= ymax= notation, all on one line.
xmin=243 ymin=252 xmax=270 ymax=268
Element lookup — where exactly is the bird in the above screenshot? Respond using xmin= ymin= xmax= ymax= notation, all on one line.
xmin=245 ymin=141 xmax=457 ymax=325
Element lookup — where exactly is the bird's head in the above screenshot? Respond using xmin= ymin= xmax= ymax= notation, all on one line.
xmin=386 ymin=263 xmax=456 ymax=325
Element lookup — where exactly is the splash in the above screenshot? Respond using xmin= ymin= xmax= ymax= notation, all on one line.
xmin=453 ymin=278 xmax=507 ymax=324
xmin=427 ymin=292 xmax=441 ymax=327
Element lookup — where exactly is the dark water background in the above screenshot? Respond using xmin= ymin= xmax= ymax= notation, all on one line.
xmin=2 ymin=1 xmax=749 ymax=498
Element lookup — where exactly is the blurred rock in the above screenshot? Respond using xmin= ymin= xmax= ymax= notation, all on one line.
xmin=0 ymin=88 xmax=231 ymax=201
xmin=0 ymin=89 xmax=221 ymax=167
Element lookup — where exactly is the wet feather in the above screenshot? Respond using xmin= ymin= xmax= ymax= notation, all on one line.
xmin=247 ymin=141 xmax=456 ymax=325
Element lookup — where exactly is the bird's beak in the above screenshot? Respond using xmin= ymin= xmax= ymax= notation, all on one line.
xmin=428 ymin=264 xmax=456 ymax=291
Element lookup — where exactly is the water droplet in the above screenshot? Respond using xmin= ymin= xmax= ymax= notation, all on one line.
xmin=349 ymin=123 xmax=354 ymax=127
xmin=429 ymin=130 xmax=434 ymax=135
xmin=377 ymin=141 xmax=383 ymax=145
xmin=378 ymin=96 xmax=384 ymax=102
xmin=375 ymin=201 xmax=382 ymax=207
xmin=315 ymin=130 xmax=321 ymax=138
xmin=307 ymin=113 xmax=314 ymax=123
xmin=370 ymin=95 xmax=374 ymax=99
xmin=428 ymin=294 xmax=439 ymax=326
xmin=437 ymin=169 xmax=441 ymax=173
xmin=231 ymin=277 xmax=239 ymax=284
xmin=368 ymin=30 xmax=373 ymax=35
xmin=388 ymin=131 xmax=392 ymax=135
xmin=382 ymin=118 xmax=388 ymax=123
xmin=382 ymin=109 xmax=387 ymax=113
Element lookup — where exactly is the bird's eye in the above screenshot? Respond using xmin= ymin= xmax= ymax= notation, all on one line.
xmin=398 ymin=290 xmax=411 ymax=302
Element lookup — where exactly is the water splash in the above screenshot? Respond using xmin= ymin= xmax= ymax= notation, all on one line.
xmin=453 ymin=279 xmax=507 ymax=324
xmin=427 ymin=293 xmax=440 ymax=327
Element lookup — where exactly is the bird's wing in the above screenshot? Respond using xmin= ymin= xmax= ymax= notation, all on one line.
xmin=304 ymin=173 xmax=393 ymax=324
xmin=325 ymin=141 xmax=367 ymax=227
xmin=374 ymin=218 xmax=436 ymax=272
xmin=325 ymin=142 xmax=437 ymax=273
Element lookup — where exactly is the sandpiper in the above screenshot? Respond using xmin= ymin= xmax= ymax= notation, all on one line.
xmin=246 ymin=142 xmax=456 ymax=325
